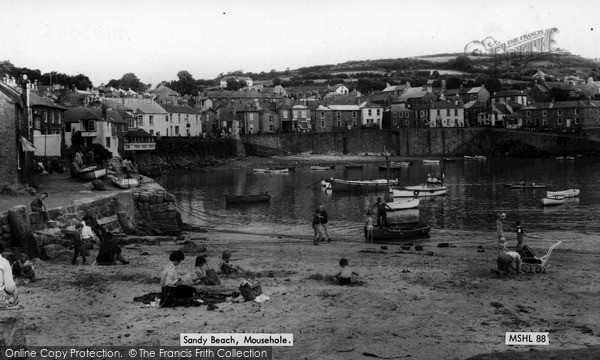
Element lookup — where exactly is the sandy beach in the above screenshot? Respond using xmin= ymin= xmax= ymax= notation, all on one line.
xmin=3 ymin=155 xmax=600 ymax=359
xmin=15 ymin=228 xmax=600 ymax=359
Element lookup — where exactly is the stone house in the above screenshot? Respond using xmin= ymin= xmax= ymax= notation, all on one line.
xmin=313 ymin=105 xmax=333 ymax=132
xmin=383 ymin=104 xmax=417 ymax=129
xmin=29 ymin=91 xmax=67 ymax=157
xmin=0 ymin=80 xmax=26 ymax=187
xmin=64 ymin=107 xmax=125 ymax=156
xmin=160 ymin=103 xmax=203 ymax=137
xmin=292 ymin=104 xmax=312 ymax=132
xmin=491 ymin=89 xmax=528 ymax=106
xmin=120 ymin=98 xmax=169 ymax=137
xmin=514 ymin=100 xmax=600 ymax=131
xmin=328 ymin=104 xmax=360 ymax=130
xmin=415 ymin=101 xmax=465 ymax=128
xmin=258 ymin=108 xmax=280 ymax=133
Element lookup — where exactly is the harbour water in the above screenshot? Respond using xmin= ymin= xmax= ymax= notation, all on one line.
xmin=158 ymin=157 xmax=600 ymax=243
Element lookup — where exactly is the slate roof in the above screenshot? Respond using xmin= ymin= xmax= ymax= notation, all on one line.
xmin=124 ymin=129 xmax=153 ymax=137
xmin=64 ymin=107 xmax=103 ymax=123
xmin=29 ymin=92 xmax=67 ymax=109
xmin=328 ymin=105 xmax=360 ymax=111
xmin=492 ymin=90 xmax=526 ymax=98
xmin=159 ymin=103 xmax=202 ymax=114
xmin=122 ymin=98 xmax=168 ymax=114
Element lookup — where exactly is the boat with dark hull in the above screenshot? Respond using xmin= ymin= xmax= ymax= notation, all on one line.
xmin=371 ymin=222 xmax=431 ymax=242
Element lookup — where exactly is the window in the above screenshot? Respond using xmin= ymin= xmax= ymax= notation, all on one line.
xmin=575 ymin=109 xmax=579 ymax=115
xmin=175 ymin=126 xmax=180 ymax=135
xmin=270 ymin=125 xmax=275 ymax=131
xmin=542 ymin=118 xmax=548 ymax=126
xmin=320 ymin=120 xmax=325 ymax=127
xmin=292 ymin=110 xmax=298 ymax=119
xmin=376 ymin=109 xmax=380 ymax=116
xmin=185 ymin=115 xmax=189 ymax=123
xmin=166 ymin=115 xmax=169 ymax=122
xmin=352 ymin=120 xmax=357 ymax=126
xmin=437 ymin=110 xmax=441 ymax=115
xmin=420 ymin=110 xmax=425 ymax=117
xmin=269 ymin=116 xmax=274 ymax=123
xmin=248 ymin=113 xmax=253 ymax=120
xmin=557 ymin=118 xmax=562 ymax=125
xmin=137 ymin=115 xmax=143 ymax=127
xmin=196 ymin=116 xmax=199 ymax=125
xmin=86 ymin=120 xmax=96 ymax=132
xmin=455 ymin=109 xmax=459 ymax=116
xmin=336 ymin=111 xmax=341 ymax=118
xmin=446 ymin=109 xmax=450 ymax=116
xmin=526 ymin=118 xmax=531 ymax=124
xmin=352 ymin=111 xmax=357 ymax=118
xmin=526 ymin=111 xmax=531 ymax=117
xmin=34 ymin=117 xmax=41 ymax=130
xmin=178 ymin=114 xmax=181 ymax=123
xmin=399 ymin=112 xmax=403 ymax=118
xmin=405 ymin=119 xmax=409 ymax=126
xmin=575 ymin=117 xmax=580 ymax=124
xmin=542 ymin=110 xmax=547 ymax=116
xmin=557 ymin=109 xmax=562 ymax=116
xmin=65 ymin=122 xmax=71 ymax=132
xmin=337 ymin=120 xmax=341 ymax=127
xmin=393 ymin=112 xmax=397 ymax=118
xmin=149 ymin=130 xmax=154 ymax=136
xmin=283 ymin=111 xmax=288 ymax=119
xmin=320 ymin=112 xmax=325 ymax=119
xmin=106 ymin=137 xmax=111 ymax=148
xmin=128 ymin=118 xmax=136 ymax=128
xmin=149 ymin=115 xmax=154 ymax=126
xmin=368 ymin=109 xmax=372 ymax=116
xmin=302 ymin=110 xmax=308 ymax=118
xmin=393 ymin=120 xmax=397 ymax=125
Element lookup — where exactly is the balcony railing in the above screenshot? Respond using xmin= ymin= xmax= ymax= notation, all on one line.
xmin=124 ymin=142 xmax=156 ymax=151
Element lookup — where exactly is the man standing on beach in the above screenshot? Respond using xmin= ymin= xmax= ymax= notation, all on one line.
xmin=317 ymin=205 xmax=332 ymax=242
xmin=376 ymin=197 xmax=390 ymax=228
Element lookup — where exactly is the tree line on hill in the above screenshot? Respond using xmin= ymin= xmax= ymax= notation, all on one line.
xmin=3 ymin=52 xmax=600 ymax=98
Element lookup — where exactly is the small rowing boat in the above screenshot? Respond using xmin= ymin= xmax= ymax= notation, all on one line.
xmin=422 ymin=159 xmax=440 ymax=165
xmin=540 ymin=195 xmax=566 ymax=206
xmin=390 ymin=185 xmax=447 ymax=197
xmin=328 ymin=178 xmax=399 ymax=192
xmin=371 ymin=222 xmax=430 ymax=242
xmin=546 ymin=189 xmax=580 ymax=198
xmin=110 ymin=176 xmax=139 ymax=188
xmin=464 ymin=155 xmax=487 ymax=161
xmin=504 ymin=182 xmax=547 ymax=189
xmin=378 ymin=161 xmax=411 ymax=170
xmin=77 ymin=166 xmax=107 ymax=181
xmin=253 ymin=168 xmax=290 ymax=174
xmin=310 ymin=165 xmax=335 ymax=170
xmin=344 ymin=164 xmax=365 ymax=169
xmin=225 ymin=193 xmax=271 ymax=204
xmin=385 ymin=198 xmax=420 ymax=211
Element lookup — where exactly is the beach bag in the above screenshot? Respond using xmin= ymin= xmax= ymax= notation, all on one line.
xmin=239 ymin=279 xmax=262 ymax=301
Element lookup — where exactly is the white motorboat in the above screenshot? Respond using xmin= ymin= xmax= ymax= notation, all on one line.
xmin=327 ymin=178 xmax=399 ymax=192
xmin=422 ymin=159 xmax=440 ymax=165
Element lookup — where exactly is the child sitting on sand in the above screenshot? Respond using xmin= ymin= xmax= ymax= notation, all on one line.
xmin=193 ymin=256 xmax=221 ymax=285
xmin=218 ymin=251 xmax=244 ymax=275
xmin=498 ymin=236 xmax=509 ymax=253
xmin=335 ymin=258 xmax=359 ymax=285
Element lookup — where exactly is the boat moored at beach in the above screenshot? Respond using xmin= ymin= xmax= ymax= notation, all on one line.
xmin=422 ymin=159 xmax=440 ymax=165
xmin=464 ymin=155 xmax=487 ymax=160
xmin=378 ymin=161 xmax=411 ymax=170
xmin=547 ymin=189 xmax=580 ymax=198
xmin=328 ymin=178 xmax=399 ymax=192
xmin=344 ymin=164 xmax=365 ymax=169
xmin=390 ymin=185 xmax=447 ymax=197
xmin=310 ymin=165 xmax=335 ymax=170
xmin=76 ymin=166 xmax=107 ymax=181
xmin=371 ymin=222 xmax=431 ymax=242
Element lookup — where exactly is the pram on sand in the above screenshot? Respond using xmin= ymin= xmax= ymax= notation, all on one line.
xmin=520 ymin=241 xmax=562 ymax=274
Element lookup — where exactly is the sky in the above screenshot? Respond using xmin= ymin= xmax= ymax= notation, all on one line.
xmin=1 ymin=0 xmax=600 ymax=87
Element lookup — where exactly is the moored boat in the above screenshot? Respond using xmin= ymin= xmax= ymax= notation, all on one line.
xmin=422 ymin=159 xmax=440 ymax=165
xmin=253 ymin=168 xmax=290 ymax=174
xmin=464 ymin=155 xmax=487 ymax=161
xmin=390 ymin=185 xmax=447 ymax=197
xmin=371 ymin=222 xmax=430 ymax=242
xmin=344 ymin=164 xmax=365 ymax=169
xmin=504 ymin=182 xmax=547 ymax=189
xmin=110 ymin=176 xmax=139 ymax=188
xmin=329 ymin=178 xmax=399 ymax=192
xmin=77 ymin=166 xmax=107 ymax=181
xmin=386 ymin=198 xmax=420 ymax=211
xmin=546 ymin=189 xmax=580 ymax=198
xmin=540 ymin=195 xmax=566 ymax=206
xmin=310 ymin=165 xmax=335 ymax=170
xmin=225 ymin=193 xmax=271 ymax=204
xmin=378 ymin=161 xmax=411 ymax=170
